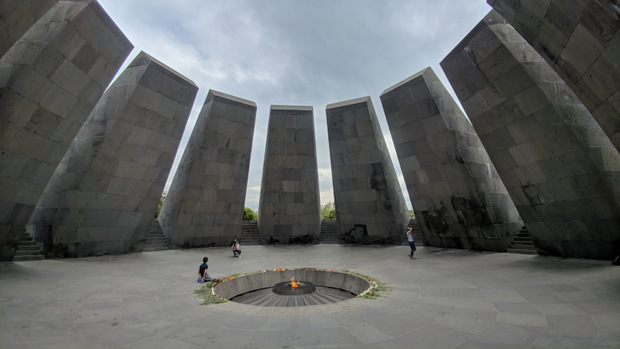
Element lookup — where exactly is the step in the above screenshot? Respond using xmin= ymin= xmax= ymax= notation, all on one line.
xmin=13 ymin=255 xmax=45 ymax=261
xmin=507 ymin=248 xmax=538 ymax=255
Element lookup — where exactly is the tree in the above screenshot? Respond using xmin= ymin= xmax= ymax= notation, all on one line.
xmin=155 ymin=192 xmax=167 ymax=218
xmin=321 ymin=201 xmax=336 ymax=221
xmin=409 ymin=210 xmax=415 ymax=219
xmin=243 ymin=207 xmax=258 ymax=220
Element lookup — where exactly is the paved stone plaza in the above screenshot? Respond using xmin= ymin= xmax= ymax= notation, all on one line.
xmin=1 ymin=245 xmax=618 ymax=348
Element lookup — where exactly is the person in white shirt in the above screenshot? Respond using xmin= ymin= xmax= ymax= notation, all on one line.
xmin=406 ymin=227 xmax=416 ymax=259
xmin=232 ymin=239 xmax=241 ymax=258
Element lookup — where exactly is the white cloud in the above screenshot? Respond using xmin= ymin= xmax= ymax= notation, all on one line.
xmin=98 ymin=0 xmax=490 ymax=213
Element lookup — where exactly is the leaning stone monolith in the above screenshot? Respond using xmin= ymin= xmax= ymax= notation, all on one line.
xmin=326 ymin=97 xmax=410 ymax=244
xmin=29 ymin=52 xmax=197 ymax=258
xmin=488 ymin=0 xmax=620 ymax=151
xmin=258 ymin=106 xmax=321 ymax=244
xmin=380 ymin=67 xmax=522 ymax=252
xmin=0 ymin=0 xmax=57 ymax=59
xmin=159 ymin=90 xmax=257 ymax=248
xmin=440 ymin=10 xmax=620 ymax=260
xmin=0 ymin=0 xmax=132 ymax=260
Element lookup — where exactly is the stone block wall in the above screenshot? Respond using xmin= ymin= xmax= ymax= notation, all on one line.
xmin=159 ymin=90 xmax=256 ymax=248
xmin=326 ymin=97 xmax=410 ymax=244
xmin=0 ymin=0 xmax=132 ymax=260
xmin=0 ymin=0 xmax=57 ymax=59
xmin=487 ymin=0 xmax=620 ymax=151
xmin=259 ymin=106 xmax=321 ymax=244
xmin=29 ymin=52 xmax=197 ymax=258
xmin=380 ymin=67 xmax=522 ymax=252
xmin=441 ymin=10 xmax=620 ymax=260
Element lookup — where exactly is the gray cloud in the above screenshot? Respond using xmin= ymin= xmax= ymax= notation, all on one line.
xmin=98 ymin=0 xmax=491 ymax=210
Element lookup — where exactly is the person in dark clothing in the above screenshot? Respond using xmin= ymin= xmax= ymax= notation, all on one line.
xmin=198 ymin=256 xmax=212 ymax=282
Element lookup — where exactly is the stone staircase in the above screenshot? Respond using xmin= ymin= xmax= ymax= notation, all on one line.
xmin=13 ymin=232 xmax=45 ymax=261
xmin=319 ymin=220 xmax=339 ymax=244
xmin=402 ymin=219 xmax=422 ymax=246
xmin=238 ymin=221 xmax=260 ymax=245
xmin=507 ymin=226 xmax=538 ymax=255
xmin=143 ymin=220 xmax=169 ymax=252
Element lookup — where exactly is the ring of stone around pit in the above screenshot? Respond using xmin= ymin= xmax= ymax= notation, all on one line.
xmin=213 ymin=269 xmax=373 ymax=307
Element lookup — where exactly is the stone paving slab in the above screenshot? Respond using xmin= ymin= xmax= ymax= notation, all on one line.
xmin=1 ymin=245 xmax=619 ymax=348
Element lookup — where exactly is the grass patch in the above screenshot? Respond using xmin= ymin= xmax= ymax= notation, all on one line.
xmin=193 ymin=279 xmax=228 ymax=305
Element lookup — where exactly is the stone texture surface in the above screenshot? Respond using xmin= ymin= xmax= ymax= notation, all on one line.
xmin=28 ymin=51 xmax=197 ymax=258
xmin=1 ymin=245 xmax=618 ymax=348
xmin=441 ymin=10 xmax=620 ymax=260
xmin=326 ymin=97 xmax=410 ymax=244
xmin=380 ymin=67 xmax=522 ymax=252
xmin=259 ymin=106 xmax=321 ymax=244
xmin=488 ymin=0 xmax=620 ymax=151
xmin=0 ymin=0 xmax=132 ymax=261
xmin=0 ymin=0 xmax=57 ymax=59
xmin=159 ymin=90 xmax=256 ymax=248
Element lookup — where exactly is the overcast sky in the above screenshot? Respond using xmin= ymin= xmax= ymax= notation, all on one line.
xmin=97 ymin=0 xmax=492 ymax=211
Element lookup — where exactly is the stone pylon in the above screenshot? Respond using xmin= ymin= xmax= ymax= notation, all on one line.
xmin=441 ymin=10 xmax=620 ymax=260
xmin=380 ymin=67 xmax=522 ymax=251
xmin=0 ymin=0 xmax=132 ymax=260
xmin=0 ymin=0 xmax=57 ymax=59
xmin=326 ymin=97 xmax=409 ymax=244
xmin=159 ymin=90 xmax=257 ymax=248
xmin=29 ymin=52 xmax=197 ymax=258
xmin=258 ymin=106 xmax=321 ymax=244
xmin=487 ymin=0 xmax=620 ymax=150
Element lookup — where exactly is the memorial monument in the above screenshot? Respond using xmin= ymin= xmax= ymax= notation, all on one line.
xmin=258 ymin=106 xmax=321 ymax=244
xmin=29 ymin=52 xmax=197 ymax=257
xmin=326 ymin=97 xmax=409 ymax=244
xmin=381 ymin=67 xmax=522 ymax=251
xmin=159 ymin=90 xmax=257 ymax=248
xmin=0 ymin=0 xmax=132 ymax=260
xmin=441 ymin=10 xmax=620 ymax=260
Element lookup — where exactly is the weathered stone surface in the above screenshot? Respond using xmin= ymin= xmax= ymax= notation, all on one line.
xmin=0 ymin=0 xmax=57 ymax=59
xmin=0 ymin=0 xmax=132 ymax=261
xmin=380 ymin=67 xmax=522 ymax=252
xmin=159 ymin=90 xmax=256 ymax=248
xmin=258 ymin=106 xmax=321 ymax=244
xmin=488 ymin=0 xmax=620 ymax=151
xmin=326 ymin=97 xmax=409 ymax=244
xmin=28 ymin=52 xmax=197 ymax=258
xmin=441 ymin=10 xmax=620 ymax=260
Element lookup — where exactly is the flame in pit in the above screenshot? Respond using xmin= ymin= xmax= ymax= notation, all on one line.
xmin=290 ymin=276 xmax=299 ymax=288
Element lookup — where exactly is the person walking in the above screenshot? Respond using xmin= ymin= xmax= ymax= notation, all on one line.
xmin=406 ymin=227 xmax=416 ymax=259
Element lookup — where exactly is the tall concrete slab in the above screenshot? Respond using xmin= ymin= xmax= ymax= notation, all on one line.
xmin=440 ymin=10 xmax=620 ymax=260
xmin=29 ymin=52 xmax=197 ymax=258
xmin=258 ymin=106 xmax=321 ymax=244
xmin=0 ymin=0 xmax=57 ymax=59
xmin=326 ymin=97 xmax=409 ymax=244
xmin=380 ymin=67 xmax=522 ymax=252
xmin=159 ymin=90 xmax=256 ymax=248
xmin=488 ymin=0 xmax=620 ymax=151
xmin=0 ymin=0 xmax=132 ymax=260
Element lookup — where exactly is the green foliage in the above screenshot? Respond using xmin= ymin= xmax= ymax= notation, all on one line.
xmin=408 ymin=210 xmax=415 ymax=219
xmin=243 ymin=207 xmax=258 ymax=220
xmin=155 ymin=192 xmax=167 ymax=218
xmin=193 ymin=280 xmax=228 ymax=305
xmin=321 ymin=201 xmax=336 ymax=221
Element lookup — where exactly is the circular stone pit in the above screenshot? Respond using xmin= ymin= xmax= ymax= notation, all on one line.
xmin=213 ymin=269 xmax=374 ymax=307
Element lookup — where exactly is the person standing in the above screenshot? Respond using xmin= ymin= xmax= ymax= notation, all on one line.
xmin=198 ymin=256 xmax=212 ymax=282
xmin=406 ymin=227 xmax=416 ymax=259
